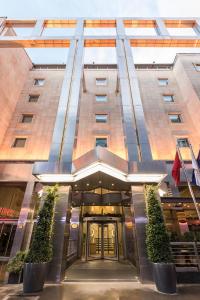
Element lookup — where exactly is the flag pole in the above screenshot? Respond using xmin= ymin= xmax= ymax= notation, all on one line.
xmin=176 ymin=144 xmax=200 ymax=220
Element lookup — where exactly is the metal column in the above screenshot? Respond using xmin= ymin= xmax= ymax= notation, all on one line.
xmin=34 ymin=19 xmax=84 ymax=174
xmin=116 ymin=19 xmax=152 ymax=163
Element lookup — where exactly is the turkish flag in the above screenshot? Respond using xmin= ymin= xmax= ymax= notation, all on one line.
xmin=172 ymin=151 xmax=181 ymax=186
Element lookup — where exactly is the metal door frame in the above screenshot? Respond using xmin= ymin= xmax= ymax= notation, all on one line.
xmin=85 ymin=217 xmax=120 ymax=261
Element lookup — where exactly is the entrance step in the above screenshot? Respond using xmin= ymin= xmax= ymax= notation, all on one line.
xmin=64 ymin=260 xmax=138 ymax=282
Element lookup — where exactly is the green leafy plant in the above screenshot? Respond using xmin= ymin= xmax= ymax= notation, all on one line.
xmin=145 ymin=185 xmax=172 ymax=263
xmin=169 ymin=231 xmax=179 ymax=242
xmin=180 ymin=231 xmax=195 ymax=242
xmin=7 ymin=251 xmax=27 ymax=273
xmin=25 ymin=185 xmax=58 ymax=263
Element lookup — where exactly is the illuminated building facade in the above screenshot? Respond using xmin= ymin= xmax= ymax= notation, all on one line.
xmin=0 ymin=17 xmax=200 ymax=282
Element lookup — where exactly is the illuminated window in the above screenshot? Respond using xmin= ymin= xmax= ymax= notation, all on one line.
xmin=34 ymin=79 xmax=45 ymax=86
xmin=12 ymin=138 xmax=26 ymax=148
xmin=21 ymin=114 xmax=33 ymax=123
xmin=177 ymin=138 xmax=189 ymax=148
xmin=95 ymin=114 xmax=107 ymax=123
xmin=163 ymin=95 xmax=174 ymax=102
xmin=158 ymin=78 xmax=168 ymax=86
xmin=29 ymin=95 xmax=39 ymax=102
xmin=96 ymin=138 xmax=107 ymax=148
xmin=96 ymin=78 xmax=107 ymax=86
xmin=96 ymin=95 xmax=107 ymax=102
xmin=169 ymin=114 xmax=181 ymax=123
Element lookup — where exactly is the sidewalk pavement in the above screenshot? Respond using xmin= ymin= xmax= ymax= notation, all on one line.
xmin=1 ymin=282 xmax=200 ymax=300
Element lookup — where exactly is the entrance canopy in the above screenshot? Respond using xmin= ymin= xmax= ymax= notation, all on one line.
xmin=35 ymin=147 xmax=167 ymax=185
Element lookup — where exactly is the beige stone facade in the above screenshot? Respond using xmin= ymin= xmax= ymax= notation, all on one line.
xmin=0 ymin=54 xmax=200 ymax=162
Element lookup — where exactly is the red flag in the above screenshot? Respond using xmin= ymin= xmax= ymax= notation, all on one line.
xmin=172 ymin=151 xmax=181 ymax=186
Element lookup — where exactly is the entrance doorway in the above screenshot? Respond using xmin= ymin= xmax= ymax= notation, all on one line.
xmin=83 ymin=216 xmax=122 ymax=261
xmin=86 ymin=221 xmax=119 ymax=261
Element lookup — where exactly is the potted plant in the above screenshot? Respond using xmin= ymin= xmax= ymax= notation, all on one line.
xmin=145 ymin=185 xmax=177 ymax=294
xmin=23 ymin=185 xmax=58 ymax=294
xmin=7 ymin=251 xmax=26 ymax=284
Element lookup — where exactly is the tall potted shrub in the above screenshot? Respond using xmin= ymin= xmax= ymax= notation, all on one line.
xmin=145 ymin=185 xmax=177 ymax=294
xmin=23 ymin=185 xmax=58 ymax=294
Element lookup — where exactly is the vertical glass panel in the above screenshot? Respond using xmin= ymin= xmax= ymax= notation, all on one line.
xmin=103 ymin=223 xmax=116 ymax=258
xmin=89 ymin=223 xmax=101 ymax=258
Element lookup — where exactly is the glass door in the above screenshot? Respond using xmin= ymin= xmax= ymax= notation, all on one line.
xmin=87 ymin=222 xmax=102 ymax=260
xmin=86 ymin=221 xmax=119 ymax=261
xmin=103 ymin=223 xmax=118 ymax=260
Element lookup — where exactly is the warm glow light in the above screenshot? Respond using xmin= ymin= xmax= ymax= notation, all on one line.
xmin=36 ymin=174 xmax=73 ymax=182
xmin=127 ymin=173 xmax=166 ymax=183
xmin=36 ymin=162 xmax=167 ymax=183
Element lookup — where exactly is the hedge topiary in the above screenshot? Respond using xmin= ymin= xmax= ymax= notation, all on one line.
xmin=25 ymin=185 xmax=58 ymax=263
xmin=145 ymin=185 xmax=172 ymax=263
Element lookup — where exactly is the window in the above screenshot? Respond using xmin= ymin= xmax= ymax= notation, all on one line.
xmin=96 ymin=138 xmax=107 ymax=148
xmin=29 ymin=95 xmax=39 ymax=103
xmin=158 ymin=78 xmax=168 ymax=86
xmin=194 ymin=64 xmax=200 ymax=71
xmin=163 ymin=95 xmax=174 ymax=102
xmin=34 ymin=79 xmax=45 ymax=86
xmin=177 ymin=138 xmax=189 ymax=148
xmin=95 ymin=114 xmax=107 ymax=123
xmin=168 ymin=114 xmax=182 ymax=123
xmin=12 ymin=138 xmax=26 ymax=148
xmin=95 ymin=95 xmax=107 ymax=102
xmin=96 ymin=78 xmax=107 ymax=86
xmin=21 ymin=114 xmax=33 ymax=123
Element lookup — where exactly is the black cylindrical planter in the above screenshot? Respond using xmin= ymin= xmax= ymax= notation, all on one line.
xmin=153 ymin=262 xmax=177 ymax=294
xmin=23 ymin=263 xmax=47 ymax=294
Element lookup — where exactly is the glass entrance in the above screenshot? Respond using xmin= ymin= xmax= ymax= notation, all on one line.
xmin=86 ymin=221 xmax=119 ymax=261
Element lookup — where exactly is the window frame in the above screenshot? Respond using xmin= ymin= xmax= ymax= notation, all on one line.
xmin=28 ymin=94 xmax=40 ymax=103
xmin=177 ymin=138 xmax=189 ymax=148
xmin=95 ymin=114 xmax=108 ymax=123
xmin=163 ymin=94 xmax=174 ymax=103
xmin=168 ymin=113 xmax=182 ymax=123
xmin=96 ymin=78 xmax=107 ymax=86
xmin=158 ymin=78 xmax=169 ymax=86
xmin=21 ymin=114 xmax=34 ymax=124
xmin=95 ymin=94 xmax=108 ymax=102
xmin=34 ymin=78 xmax=45 ymax=86
xmin=95 ymin=137 xmax=108 ymax=148
xmin=12 ymin=138 xmax=27 ymax=148
xmin=194 ymin=63 xmax=200 ymax=72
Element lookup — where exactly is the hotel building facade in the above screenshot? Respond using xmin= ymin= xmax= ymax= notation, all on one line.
xmin=0 ymin=17 xmax=200 ymax=283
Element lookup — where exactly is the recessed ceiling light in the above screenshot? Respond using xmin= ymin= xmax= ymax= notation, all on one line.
xmin=86 ymin=183 xmax=90 ymax=186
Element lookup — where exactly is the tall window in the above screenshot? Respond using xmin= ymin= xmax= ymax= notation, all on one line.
xmin=163 ymin=95 xmax=174 ymax=102
xmin=177 ymin=138 xmax=189 ymax=148
xmin=34 ymin=79 xmax=45 ymax=86
xmin=12 ymin=138 xmax=26 ymax=148
xmin=158 ymin=78 xmax=168 ymax=86
xmin=168 ymin=114 xmax=181 ymax=123
xmin=95 ymin=114 xmax=107 ymax=123
xmin=96 ymin=78 xmax=107 ymax=86
xmin=29 ymin=95 xmax=39 ymax=103
xmin=21 ymin=114 xmax=33 ymax=123
xmin=96 ymin=138 xmax=107 ymax=148
xmin=95 ymin=95 xmax=107 ymax=102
